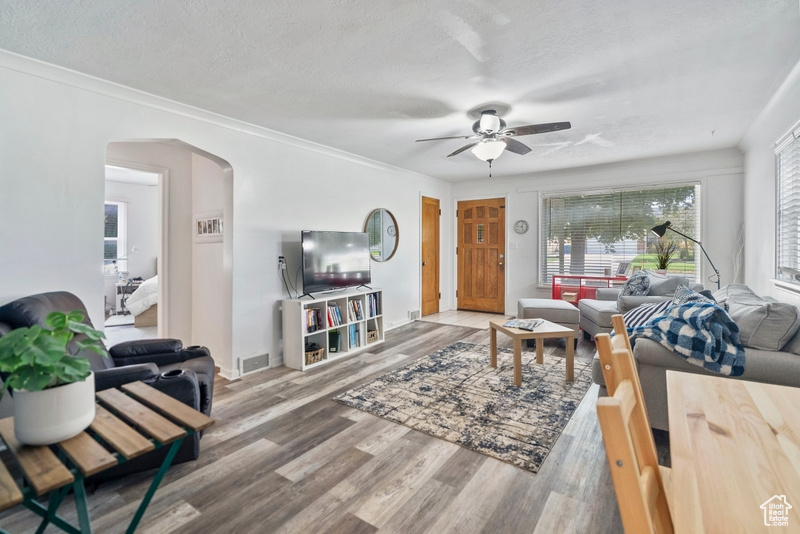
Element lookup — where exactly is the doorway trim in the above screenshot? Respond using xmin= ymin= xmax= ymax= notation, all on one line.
xmin=106 ymin=159 xmax=170 ymax=336
xmin=452 ymin=194 xmax=510 ymax=314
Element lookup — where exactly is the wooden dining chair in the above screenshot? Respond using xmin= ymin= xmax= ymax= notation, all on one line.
xmin=597 ymin=379 xmax=673 ymax=534
xmin=594 ymin=314 xmax=635 ymax=396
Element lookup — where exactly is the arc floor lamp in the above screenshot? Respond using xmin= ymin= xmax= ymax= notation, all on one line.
xmin=651 ymin=221 xmax=720 ymax=289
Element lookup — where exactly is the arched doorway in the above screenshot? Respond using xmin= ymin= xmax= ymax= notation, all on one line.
xmin=104 ymin=139 xmax=234 ymax=373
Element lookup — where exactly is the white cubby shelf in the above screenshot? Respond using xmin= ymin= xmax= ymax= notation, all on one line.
xmin=282 ymin=288 xmax=384 ymax=371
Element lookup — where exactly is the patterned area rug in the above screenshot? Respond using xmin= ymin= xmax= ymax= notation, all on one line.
xmin=334 ymin=341 xmax=593 ymax=473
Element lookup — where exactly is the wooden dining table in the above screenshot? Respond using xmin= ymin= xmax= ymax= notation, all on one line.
xmin=667 ymin=370 xmax=800 ymax=533
xmin=0 ymin=381 xmax=214 ymax=533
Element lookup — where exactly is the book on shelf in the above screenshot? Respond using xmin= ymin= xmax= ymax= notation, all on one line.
xmin=503 ymin=318 xmax=543 ymax=331
xmin=349 ymin=300 xmax=364 ymax=321
xmin=305 ymin=308 xmax=324 ymax=333
xmin=368 ymin=293 xmax=381 ymax=317
xmin=329 ymin=330 xmax=341 ymax=353
xmin=328 ymin=303 xmax=343 ymax=327
xmin=349 ymin=323 xmax=359 ymax=348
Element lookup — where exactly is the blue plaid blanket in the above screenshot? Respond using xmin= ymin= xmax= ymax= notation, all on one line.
xmin=629 ymin=302 xmax=746 ymax=376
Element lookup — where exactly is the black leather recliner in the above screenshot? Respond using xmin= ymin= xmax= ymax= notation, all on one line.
xmin=0 ymin=291 xmax=215 ymax=480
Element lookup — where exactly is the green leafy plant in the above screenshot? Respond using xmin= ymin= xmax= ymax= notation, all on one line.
xmin=653 ymin=239 xmax=678 ymax=270
xmin=0 ymin=311 xmax=106 ymax=397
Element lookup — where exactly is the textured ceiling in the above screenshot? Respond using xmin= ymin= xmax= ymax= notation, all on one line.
xmin=2 ymin=1 xmax=799 ymax=182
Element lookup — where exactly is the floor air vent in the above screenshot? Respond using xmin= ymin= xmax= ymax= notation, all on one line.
xmin=241 ymin=353 xmax=269 ymax=374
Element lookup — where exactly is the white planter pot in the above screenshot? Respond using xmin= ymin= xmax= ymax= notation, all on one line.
xmin=13 ymin=372 xmax=95 ymax=445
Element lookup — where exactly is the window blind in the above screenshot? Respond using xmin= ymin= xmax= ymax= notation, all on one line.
xmin=540 ymin=184 xmax=700 ymax=284
xmin=104 ymin=201 xmax=128 ymax=273
xmin=777 ymin=131 xmax=800 ymax=283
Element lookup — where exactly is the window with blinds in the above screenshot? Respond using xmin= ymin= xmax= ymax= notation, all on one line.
xmin=540 ymin=184 xmax=700 ymax=285
xmin=104 ymin=201 xmax=127 ymax=274
xmin=777 ymin=129 xmax=800 ymax=284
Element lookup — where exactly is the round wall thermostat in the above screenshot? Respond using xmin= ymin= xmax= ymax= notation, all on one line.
xmin=514 ymin=220 xmax=529 ymax=234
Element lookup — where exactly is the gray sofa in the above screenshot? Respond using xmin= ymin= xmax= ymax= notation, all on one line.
xmin=579 ymin=275 xmax=703 ymax=339
xmin=592 ymin=284 xmax=800 ymax=430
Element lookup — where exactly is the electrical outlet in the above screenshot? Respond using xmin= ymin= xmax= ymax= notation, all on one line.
xmin=278 ymin=255 xmax=286 ymax=269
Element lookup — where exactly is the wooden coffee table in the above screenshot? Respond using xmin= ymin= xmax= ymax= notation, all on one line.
xmin=489 ymin=318 xmax=575 ymax=385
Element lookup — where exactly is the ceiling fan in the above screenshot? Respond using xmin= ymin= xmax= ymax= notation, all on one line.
xmin=415 ymin=110 xmax=571 ymax=166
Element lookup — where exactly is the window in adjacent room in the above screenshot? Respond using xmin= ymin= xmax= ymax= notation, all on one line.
xmin=777 ymin=127 xmax=800 ymax=284
xmin=540 ymin=184 xmax=700 ymax=285
xmin=104 ymin=201 xmax=127 ymax=275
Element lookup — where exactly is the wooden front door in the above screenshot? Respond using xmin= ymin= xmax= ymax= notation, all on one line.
xmin=421 ymin=196 xmax=440 ymax=316
xmin=457 ymin=198 xmax=505 ymax=313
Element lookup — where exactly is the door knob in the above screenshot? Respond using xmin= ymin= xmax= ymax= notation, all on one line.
xmin=499 ymin=262 xmax=504 ymax=266
xmin=422 ymin=262 xmax=427 ymax=266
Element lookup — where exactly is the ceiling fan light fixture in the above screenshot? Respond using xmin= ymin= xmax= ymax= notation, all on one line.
xmin=471 ymin=139 xmax=505 ymax=161
xmin=479 ymin=110 xmax=501 ymax=132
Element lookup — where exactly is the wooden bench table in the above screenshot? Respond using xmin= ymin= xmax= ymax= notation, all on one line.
xmin=0 ymin=381 xmax=214 ymax=533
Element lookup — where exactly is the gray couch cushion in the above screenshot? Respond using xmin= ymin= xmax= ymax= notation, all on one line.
xmin=517 ymin=298 xmax=580 ymax=325
xmin=578 ymin=299 xmax=618 ymax=328
xmin=647 ymin=273 xmax=690 ymax=296
xmin=781 ymin=327 xmax=800 ymax=356
xmin=672 ymin=285 xmax=716 ymax=305
xmin=712 ymin=283 xmax=752 ymax=304
xmin=713 ymin=285 xmax=800 ymax=350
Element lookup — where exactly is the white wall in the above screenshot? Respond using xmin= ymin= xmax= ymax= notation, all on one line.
xmin=105 ymin=180 xmax=159 ymax=278
xmin=740 ymin=60 xmax=800 ymax=305
xmin=0 ymin=51 xmax=451 ymax=379
xmin=449 ymin=149 xmax=744 ymax=313
xmin=192 ymin=153 xmax=225 ymax=362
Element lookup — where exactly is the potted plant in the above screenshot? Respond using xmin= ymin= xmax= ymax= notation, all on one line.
xmin=0 ymin=310 xmax=106 ymax=445
xmin=653 ymin=239 xmax=678 ymax=274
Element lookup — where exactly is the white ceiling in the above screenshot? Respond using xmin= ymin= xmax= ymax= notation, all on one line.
xmin=105 ymin=165 xmax=159 ymax=186
xmin=2 ymin=1 xmax=800 ymax=182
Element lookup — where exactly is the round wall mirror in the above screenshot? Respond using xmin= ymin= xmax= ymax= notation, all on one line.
xmin=364 ymin=209 xmax=398 ymax=262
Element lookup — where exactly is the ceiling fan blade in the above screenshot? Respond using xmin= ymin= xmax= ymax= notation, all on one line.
xmin=502 ymin=138 xmax=532 ymax=155
xmin=503 ymin=121 xmax=572 ymax=137
xmin=447 ymin=142 xmax=480 ymax=157
xmin=416 ymin=134 xmax=478 ymax=142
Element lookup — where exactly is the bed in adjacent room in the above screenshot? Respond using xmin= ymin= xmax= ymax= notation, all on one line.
xmin=126 ymin=275 xmax=158 ymax=327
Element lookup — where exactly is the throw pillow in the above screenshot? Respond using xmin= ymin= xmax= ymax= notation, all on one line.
xmin=617 ymin=271 xmax=650 ymax=308
xmin=720 ymin=285 xmax=800 ymax=350
xmin=647 ymin=272 xmax=690 ymax=296
xmin=712 ymin=283 xmax=751 ymax=304
xmin=672 ymin=285 xmax=716 ymax=306
xmin=621 ymin=299 xmax=672 ymax=329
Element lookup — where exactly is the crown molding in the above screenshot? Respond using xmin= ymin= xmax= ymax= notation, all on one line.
xmin=0 ymin=49 xmax=449 ymax=189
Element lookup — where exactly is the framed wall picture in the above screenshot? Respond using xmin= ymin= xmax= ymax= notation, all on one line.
xmin=195 ymin=211 xmax=223 ymax=243
xmin=616 ymin=262 xmax=631 ymax=276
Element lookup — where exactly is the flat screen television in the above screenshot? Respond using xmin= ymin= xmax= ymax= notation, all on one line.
xmin=301 ymin=231 xmax=371 ymax=294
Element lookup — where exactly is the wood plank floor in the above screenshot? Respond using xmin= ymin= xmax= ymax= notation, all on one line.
xmin=0 ymin=321 xmax=622 ymax=533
